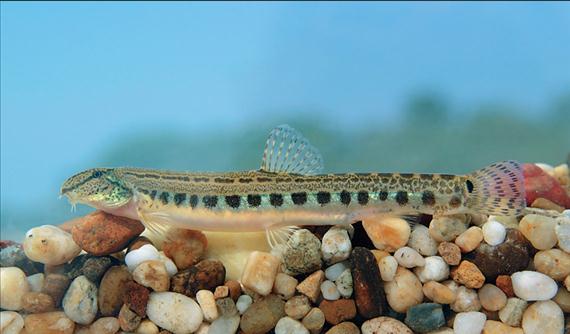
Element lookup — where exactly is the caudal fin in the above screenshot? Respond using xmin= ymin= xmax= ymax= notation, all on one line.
xmin=466 ymin=160 xmax=526 ymax=216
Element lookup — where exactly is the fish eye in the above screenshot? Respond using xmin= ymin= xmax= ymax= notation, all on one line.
xmin=466 ymin=180 xmax=474 ymax=193
xmin=93 ymin=170 xmax=103 ymax=178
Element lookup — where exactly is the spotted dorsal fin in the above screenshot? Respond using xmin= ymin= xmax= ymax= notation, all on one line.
xmin=260 ymin=125 xmax=324 ymax=175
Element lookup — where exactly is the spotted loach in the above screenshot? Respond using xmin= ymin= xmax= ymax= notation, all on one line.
xmin=61 ymin=125 xmax=526 ymax=247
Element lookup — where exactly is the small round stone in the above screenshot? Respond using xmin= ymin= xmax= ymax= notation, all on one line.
xmin=62 ymin=275 xmax=98 ymax=325
xmin=23 ymin=225 xmax=81 ymax=265
xmin=482 ymin=320 xmax=524 ymax=334
xmin=209 ymin=315 xmax=240 ymax=334
xmin=302 ymin=308 xmax=325 ymax=333
xmin=119 ymin=303 xmax=142 ymax=331
xmin=393 ymin=246 xmax=425 ymax=268
xmin=0 ymin=267 xmax=30 ymax=311
xmin=477 ymin=284 xmax=507 ymax=311
xmin=132 ymin=260 xmax=169 ymax=292
xmin=378 ymin=255 xmax=398 ymax=281
xmin=273 ymin=272 xmax=298 ymax=300
xmin=498 ymin=297 xmax=527 ymax=327
xmin=196 ymin=290 xmax=219 ymax=322
xmin=552 ymin=287 xmax=570 ymax=312
xmin=146 ymin=292 xmax=203 ymax=334
xmin=285 ymin=295 xmax=312 ymax=320
xmin=321 ymin=226 xmax=352 ymax=264
xmin=362 ymin=216 xmax=411 ymax=251
xmin=422 ymin=281 xmax=456 ymax=304
xmin=240 ymin=294 xmax=285 ymax=334
xmin=0 ymin=311 xmax=24 ymax=334
xmin=511 ymin=271 xmax=558 ymax=301
xmin=283 ymin=229 xmax=322 ymax=275
xmin=125 ymin=244 xmax=161 ymax=272
xmin=321 ymin=280 xmax=340 ymax=300
xmin=518 ymin=214 xmax=557 ymax=250
xmin=318 ymin=299 xmax=357 ymax=325
xmin=522 ymin=300 xmax=564 ymax=334
xmin=555 ymin=216 xmax=570 ymax=252
xmin=533 ymin=248 xmax=570 ymax=281
xmin=275 ymin=316 xmax=309 ymax=334
xmin=236 ymin=294 xmax=253 ymax=315
xmin=23 ymin=311 xmax=75 ymax=334
xmin=335 ymin=268 xmax=353 ymax=298
xmin=408 ymin=224 xmax=438 ymax=256
xmin=455 ymin=226 xmax=483 ymax=253
xmin=384 ymin=267 xmax=423 ymax=313
xmin=482 ymin=219 xmax=506 ymax=246
xmin=89 ymin=317 xmax=120 ymax=334
xmin=361 ymin=316 xmax=413 ymax=334
xmin=325 ymin=261 xmax=350 ymax=281
xmin=414 ymin=256 xmax=449 ymax=283
xmin=453 ymin=311 xmax=486 ymax=334
xmin=241 ymin=251 xmax=280 ymax=296
xmin=437 ymin=242 xmax=461 ymax=265
xmin=325 ymin=322 xmax=360 ymax=334
xmin=134 ymin=319 xmax=159 ymax=334
xmin=162 ymin=229 xmax=207 ymax=270
xmin=451 ymin=260 xmax=485 ymax=289
xmin=98 ymin=265 xmax=132 ymax=316
xmin=450 ymin=285 xmax=481 ymax=312
xmin=429 ymin=215 xmax=468 ymax=242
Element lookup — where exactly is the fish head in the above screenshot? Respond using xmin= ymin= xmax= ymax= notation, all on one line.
xmin=60 ymin=168 xmax=133 ymax=210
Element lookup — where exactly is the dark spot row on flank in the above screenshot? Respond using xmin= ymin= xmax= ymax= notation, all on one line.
xmin=291 ymin=192 xmax=308 ymax=205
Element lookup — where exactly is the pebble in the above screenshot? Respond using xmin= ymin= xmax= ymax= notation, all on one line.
xmin=240 ymin=294 xmax=285 ymax=334
xmin=170 ymin=259 xmax=226 ymax=297
xmin=135 ymin=319 xmax=159 ymax=334
xmin=23 ymin=225 xmax=81 ymax=265
xmin=453 ymin=311 xmax=486 ymax=334
xmin=209 ymin=315 xmax=240 ymax=334
xmin=361 ymin=316 xmax=413 ymax=334
xmin=531 ymin=197 xmax=565 ymax=212
xmin=132 ymin=259 xmax=170 ymax=291
xmin=273 ymin=272 xmax=298 ymax=299
xmin=482 ymin=320 xmax=523 ymax=334
xmin=482 ymin=219 xmax=506 ymax=246
xmin=23 ymin=311 xmax=75 ymax=334
xmin=422 ymin=281 xmax=456 ymax=304
xmin=393 ymin=246 xmax=425 ymax=268
xmin=0 ymin=311 xmax=24 ymax=334
xmin=511 ymin=271 xmax=558 ymax=301
xmin=523 ymin=163 xmax=570 ymax=208
xmin=378 ymin=255 xmax=398 ymax=281
xmin=414 ymin=256 xmax=449 ymax=282
xmin=0 ymin=267 xmax=29 ymax=310
xmin=162 ymin=229 xmax=207 ymax=270
xmin=90 ymin=317 xmax=120 ymax=334
xmin=224 ymin=279 xmax=242 ymax=301
xmin=285 ymin=295 xmax=312 ymax=320
xmin=429 ymin=215 xmax=468 ymax=242
xmin=124 ymin=281 xmax=150 ymax=317
xmin=297 ymin=270 xmax=325 ymax=303
xmin=468 ymin=229 xmax=532 ymax=281
xmin=241 ymin=251 xmax=280 ymax=296
xmin=335 ymin=268 xmax=353 ymax=298
xmin=521 ymin=300 xmax=564 ymax=334
xmin=552 ymin=287 xmax=570 ymax=312
xmin=98 ymin=265 xmax=132 ymax=316
xmin=195 ymin=322 xmax=210 ymax=334
xmin=478 ymin=284 xmax=506 ymax=312
xmin=283 ymin=229 xmax=322 ymax=275
xmin=302 ymin=308 xmax=325 ymax=334
xmin=534 ymin=248 xmax=570 ymax=281
xmin=27 ymin=272 xmax=44 ymax=292
xmin=325 ymin=261 xmax=350 ymax=281
xmin=495 ymin=274 xmax=515 ymax=297
xmin=125 ymin=244 xmax=161 ymax=271
xmin=325 ymin=322 xmax=360 ymax=334
xmin=158 ymin=252 xmax=178 ymax=277
xmin=450 ymin=285 xmax=481 ymax=312
xmin=404 ymin=303 xmax=445 ymax=333
xmin=351 ymin=247 xmax=387 ymax=318
xmin=71 ymin=211 xmax=144 ymax=255
xmin=41 ymin=273 xmax=71 ymax=308
xmin=565 ymin=275 xmax=570 ymax=291
xmin=321 ymin=226 xmax=352 ymax=264
xmin=275 ymin=317 xmax=309 ymax=334
xmin=196 ymin=289 xmax=219 ymax=322
xmin=127 ymin=236 xmax=153 ymax=252
xmin=66 ymin=254 xmax=114 ymax=283
xmin=451 ymin=260 xmax=485 ymax=289
xmin=555 ymin=216 xmax=570 ymax=252
xmin=498 ymin=297 xmax=527 ymax=327
xmin=119 ymin=303 xmax=142 ymax=331
xmin=0 ymin=243 xmax=43 ymax=275
xmin=236 ymin=294 xmax=253 ymax=314
xmin=216 ymin=296 xmax=238 ymax=317
xmin=147 ymin=291 xmax=203 ymax=333
xmin=455 ymin=226 xmax=483 ymax=253
xmin=21 ymin=291 xmax=55 ymax=313
xmin=62 ymin=275 xmax=98 ymax=325
xmin=362 ymin=216 xmax=411 ymax=251
xmin=384 ymin=266 xmax=423 ymax=313
xmin=214 ymin=285 xmax=229 ymax=299
xmin=518 ymin=214 xmax=558 ymax=250
xmin=437 ymin=242 xmax=461 ymax=265
xmin=408 ymin=224 xmax=438 ymax=256
xmin=321 ymin=280 xmax=341 ymax=300
xmin=319 ymin=299 xmax=357 ymax=325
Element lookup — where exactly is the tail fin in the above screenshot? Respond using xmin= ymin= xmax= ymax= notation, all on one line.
xmin=466 ymin=160 xmax=526 ymax=216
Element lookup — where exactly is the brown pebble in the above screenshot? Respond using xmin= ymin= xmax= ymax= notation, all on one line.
xmin=451 ymin=260 xmax=485 ymax=289
xmin=325 ymin=321 xmax=360 ymax=334
xmin=127 ymin=236 xmax=153 ymax=252
xmin=351 ymin=247 xmax=387 ymax=319
xmin=296 ymin=270 xmax=325 ymax=303
xmin=163 ymin=229 xmax=207 ymax=270
xmin=319 ymin=299 xmax=357 ymax=325
xmin=24 ymin=311 xmax=75 ymax=334
xmin=531 ymin=197 xmax=565 ymax=212
xmin=224 ymin=279 xmax=242 ymax=301
xmin=21 ymin=291 xmax=55 ymax=313
xmin=240 ymin=294 xmax=285 ymax=334
xmin=123 ymin=281 xmax=149 ymax=317
xmin=118 ymin=303 xmax=142 ymax=332
xmin=170 ymin=259 xmax=226 ymax=297
xmin=214 ymin=285 xmax=229 ymax=299
xmin=41 ymin=273 xmax=71 ymax=307
xmin=438 ymin=242 xmax=461 ymax=265
xmin=496 ymin=275 xmax=515 ymax=298
xmin=98 ymin=265 xmax=133 ymax=316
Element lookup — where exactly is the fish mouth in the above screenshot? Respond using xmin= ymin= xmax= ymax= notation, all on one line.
xmin=60 ymin=191 xmax=79 ymax=212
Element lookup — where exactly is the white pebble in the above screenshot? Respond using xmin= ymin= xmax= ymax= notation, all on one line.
xmin=209 ymin=315 xmax=240 ymax=334
xmin=0 ymin=311 xmax=24 ymax=334
xmin=236 ymin=294 xmax=253 ymax=314
xmin=394 ymin=246 xmax=425 ymax=268
xmin=273 ymin=273 xmax=298 ymax=300
xmin=378 ymin=255 xmax=398 ymax=281
xmin=414 ymin=256 xmax=449 ymax=282
xmin=320 ymin=280 xmax=340 ymax=300
xmin=522 ymin=300 xmax=564 ymax=334
xmin=482 ymin=219 xmax=506 ymax=246
xmin=321 ymin=226 xmax=352 ymax=264
xmin=0 ymin=267 xmax=30 ymax=311
xmin=453 ymin=311 xmax=486 ymax=334
xmin=275 ymin=316 xmax=309 ymax=334
xmin=62 ymin=275 xmax=98 ymax=325
xmin=125 ymin=244 xmax=160 ymax=272
xmin=135 ymin=319 xmax=159 ymax=333
xmin=26 ymin=273 xmax=44 ymax=292
xmin=158 ymin=252 xmax=178 ymax=277
xmin=325 ymin=261 xmax=349 ymax=281
xmin=555 ymin=216 xmax=570 ymax=252
xmin=335 ymin=269 xmax=353 ymax=298
xmin=196 ymin=290 xmax=219 ymax=322
xmin=23 ymin=225 xmax=81 ymax=265
xmin=408 ymin=224 xmax=438 ymax=256
xmin=147 ymin=292 xmax=203 ymax=334
xmin=511 ymin=271 xmax=558 ymax=301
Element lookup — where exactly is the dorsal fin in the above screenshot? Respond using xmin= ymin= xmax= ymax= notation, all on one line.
xmin=260 ymin=125 xmax=324 ymax=175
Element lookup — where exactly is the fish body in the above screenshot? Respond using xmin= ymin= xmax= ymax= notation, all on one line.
xmin=61 ymin=125 xmax=526 ymax=239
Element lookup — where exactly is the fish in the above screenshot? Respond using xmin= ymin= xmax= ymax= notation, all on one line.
xmin=61 ymin=125 xmax=526 ymax=247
